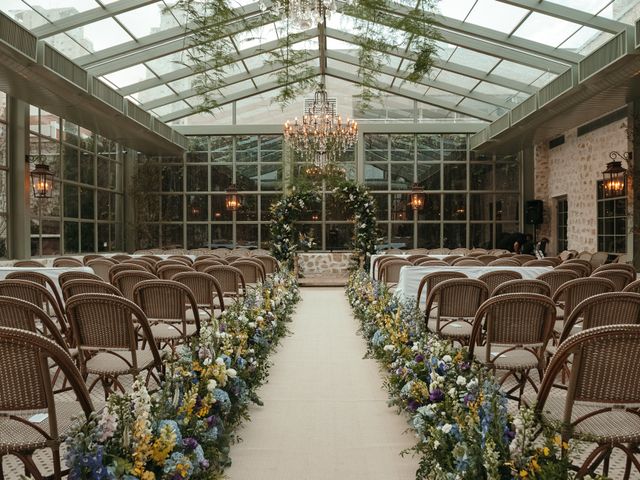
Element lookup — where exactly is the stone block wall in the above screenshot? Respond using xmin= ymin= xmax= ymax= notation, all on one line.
xmin=534 ymin=117 xmax=629 ymax=254
xmin=297 ymin=252 xmax=354 ymax=277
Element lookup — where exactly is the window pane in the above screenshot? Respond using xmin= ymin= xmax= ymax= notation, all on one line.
xmin=372 ymin=194 xmax=388 ymax=221
xmin=187 ymin=195 xmax=208 ymax=221
xmin=81 ymin=222 xmax=94 ymax=252
xmin=496 ymin=195 xmax=519 ymax=222
xmin=471 ymin=223 xmax=493 ymax=249
xmin=237 ymin=164 xmax=258 ymax=191
xmin=364 ymin=164 xmax=388 ymax=189
xmin=496 ymin=162 xmax=519 ymax=190
xmin=470 ymin=194 xmax=493 ymax=221
xmin=390 ymin=164 xmax=413 ymax=191
xmin=212 ymin=195 xmax=233 ymax=222
xmin=237 ymin=194 xmax=258 ymax=221
xmin=390 ymin=135 xmax=414 ymax=162
xmin=390 ymin=223 xmax=412 ymax=250
xmin=418 ymin=223 xmax=440 ymax=249
xmin=444 ymin=194 xmax=466 ymax=220
xmin=443 ymin=223 xmax=466 ymax=249
xmin=161 ymin=165 xmax=183 ymax=192
xmin=64 ymin=184 xmax=78 ymax=218
xmin=162 ymin=195 xmax=183 ymax=221
xmin=187 ymin=224 xmax=209 ymax=249
xmin=210 ymin=136 xmax=232 ymax=163
xmin=98 ymin=224 xmax=109 ymax=252
xmin=236 ymin=135 xmax=258 ymax=163
xmin=211 ymin=165 xmax=233 ymax=192
xmin=260 ymin=195 xmax=279 ymax=221
xmin=64 ymin=221 xmax=79 ymax=253
xmin=260 ymin=164 xmax=283 ymax=191
xmin=364 ymin=134 xmax=388 ymax=162
xmin=80 ymin=188 xmax=94 ymax=220
xmin=443 ymin=164 xmax=466 ymax=190
xmin=63 ymin=146 xmax=78 ymax=181
xmin=97 ymin=157 xmax=109 ymax=188
xmin=211 ymin=224 xmax=233 ymax=248
xmin=326 ymin=223 xmax=353 ymax=250
xmin=237 ymin=224 xmax=258 ymax=248
xmin=417 ymin=164 xmax=440 ymax=190
xmin=162 ymin=224 xmax=183 ymax=248
xmin=187 ymin=165 xmax=208 ymax=191
xmin=470 ymin=164 xmax=493 ymax=190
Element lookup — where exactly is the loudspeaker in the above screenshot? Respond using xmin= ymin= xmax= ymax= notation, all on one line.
xmin=525 ymin=200 xmax=543 ymax=225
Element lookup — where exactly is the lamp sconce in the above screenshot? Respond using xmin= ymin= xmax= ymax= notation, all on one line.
xmin=225 ymin=184 xmax=241 ymax=211
xmin=603 ymin=151 xmax=631 ymax=198
xmin=409 ymin=183 xmax=426 ymax=211
xmin=26 ymin=155 xmax=54 ymax=199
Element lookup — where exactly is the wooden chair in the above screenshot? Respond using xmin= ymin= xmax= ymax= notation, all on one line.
xmin=173 ymin=271 xmax=225 ymax=320
xmin=469 ymin=293 xmax=556 ymax=404
xmin=487 ymin=258 xmax=520 ymax=266
xmin=13 ymin=260 xmax=45 ymax=267
xmin=373 ymin=255 xmax=398 ymax=280
xmin=425 ymin=278 xmax=489 ymax=346
xmin=66 ymin=293 xmax=163 ymax=399
xmin=562 ymin=258 xmax=593 ymax=275
xmin=451 ymin=258 xmax=484 ymax=266
xmin=194 ymin=259 xmax=227 ymax=271
xmin=478 ymin=270 xmax=522 ymax=295
xmin=133 ymin=280 xmax=201 ymax=351
xmin=538 ymin=269 xmax=579 ymax=298
xmin=203 ymin=265 xmax=246 ymax=300
xmin=62 ymin=279 xmax=122 ymax=301
xmin=52 ymin=257 xmax=83 ymax=267
xmin=157 ymin=264 xmax=194 ymax=280
xmin=591 ymin=269 xmax=635 ymax=291
xmin=112 ymin=270 xmax=158 ymax=302
xmin=492 ymin=279 xmax=551 ymax=297
xmin=108 ymin=262 xmax=148 ymax=283
xmin=0 ymin=327 xmax=93 ymax=479
xmin=532 ymin=325 xmax=640 ymax=479
xmin=559 ymin=292 xmax=640 ymax=344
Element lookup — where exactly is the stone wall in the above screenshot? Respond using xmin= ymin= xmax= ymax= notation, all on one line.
xmin=534 ymin=117 xmax=629 ymax=254
xmin=297 ymin=252 xmax=354 ymax=277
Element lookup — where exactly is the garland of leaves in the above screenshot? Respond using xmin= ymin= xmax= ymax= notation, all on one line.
xmin=269 ymin=190 xmax=321 ymax=269
xmin=333 ymin=180 xmax=377 ymax=269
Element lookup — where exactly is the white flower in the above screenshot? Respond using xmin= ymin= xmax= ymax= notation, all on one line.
xmin=448 ymin=387 xmax=457 ymax=397
xmin=203 ymin=358 xmax=212 ymax=366
xmin=456 ymin=375 xmax=467 ymax=386
xmin=215 ymin=358 xmax=225 ymax=366
xmin=433 ymin=440 xmax=440 ymax=449
xmin=256 ymin=315 xmax=264 ymax=322
xmin=207 ymin=379 xmax=217 ymax=392
xmin=226 ymin=368 xmax=237 ymax=378
xmin=442 ymin=355 xmax=452 ymax=363
xmin=466 ymin=378 xmax=478 ymax=391
xmin=441 ymin=423 xmax=452 ymax=434
xmin=383 ymin=344 xmax=395 ymax=352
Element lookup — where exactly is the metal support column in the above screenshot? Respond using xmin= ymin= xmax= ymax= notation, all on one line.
xmin=123 ymin=148 xmax=138 ymax=253
xmin=8 ymin=97 xmax=30 ymax=259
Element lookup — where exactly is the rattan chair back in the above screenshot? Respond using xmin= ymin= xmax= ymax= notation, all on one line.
xmin=478 ymin=270 xmax=522 ymax=295
xmin=492 ymin=279 xmax=551 ymax=297
xmin=62 ymin=279 xmax=122 ymax=301
xmin=440 ymin=255 xmax=460 ymax=264
xmin=82 ymin=254 xmax=107 ymax=265
xmin=593 ymin=262 xmax=637 ymax=276
xmin=173 ymin=271 xmax=225 ymax=313
xmin=407 ymin=254 xmax=431 ymax=264
xmin=0 ymin=296 xmax=68 ymax=349
xmin=558 ymin=260 xmax=591 ymax=276
xmin=591 ymin=269 xmax=635 ymax=291
xmin=121 ymin=258 xmax=156 ymax=273
xmin=623 ymin=279 xmax=640 ymax=294
xmin=5 ymin=271 xmax=66 ymax=315
xmin=379 ymin=259 xmax=413 ymax=284
xmin=487 ymin=258 xmax=520 ymax=266
xmin=476 ymin=255 xmax=498 ymax=265
xmin=511 ymin=254 xmax=536 ymax=265
xmin=451 ymin=258 xmax=484 ymax=266
xmin=0 ymin=327 xmax=93 ymax=478
xmin=111 ymin=254 xmax=132 ymax=262
xmin=58 ymin=270 xmax=104 ymax=289
xmin=13 ymin=260 xmax=45 ymax=267
xmin=230 ymin=260 xmax=265 ymax=283
xmin=416 ymin=271 xmax=467 ymax=305
xmin=138 ymin=255 xmax=163 ymax=263
xmin=203 ymin=265 xmax=246 ymax=297
xmin=52 ymin=257 xmax=83 ymax=267
xmin=108 ymin=262 xmax=148 ymax=283
xmin=538 ymin=269 xmax=579 ymax=297
xmin=522 ymin=259 xmax=556 ymax=267
xmin=415 ymin=259 xmax=449 ymax=266
xmin=559 ymin=292 xmax=640 ymax=344
xmin=87 ymin=258 xmax=118 ymax=281
xmin=112 ymin=270 xmax=157 ymax=302
xmin=133 ymin=280 xmax=200 ymax=329
xmin=194 ymin=259 xmax=226 ymax=271
xmin=167 ymin=255 xmax=193 ymax=265
xmin=255 ymin=255 xmax=278 ymax=274
xmin=552 ymin=277 xmax=616 ymax=321
xmin=157 ymin=264 xmax=194 ymax=280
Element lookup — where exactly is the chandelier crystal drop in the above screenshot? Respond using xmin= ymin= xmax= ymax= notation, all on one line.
xmin=284 ymin=83 xmax=358 ymax=168
xmin=260 ymin=0 xmax=346 ymax=29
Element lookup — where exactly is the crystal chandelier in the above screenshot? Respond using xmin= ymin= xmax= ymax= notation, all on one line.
xmin=261 ymin=0 xmax=339 ymax=29
xmin=284 ymin=83 xmax=358 ymax=168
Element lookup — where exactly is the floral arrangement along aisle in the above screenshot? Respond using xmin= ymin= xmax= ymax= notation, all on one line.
xmin=66 ymin=270 xmax=300 ymax=480
xmin=346 ymin=270 xmax=583 ymax=480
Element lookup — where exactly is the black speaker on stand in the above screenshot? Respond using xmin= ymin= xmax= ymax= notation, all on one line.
xmin=525 ymin=200 xmax=543 ymax=244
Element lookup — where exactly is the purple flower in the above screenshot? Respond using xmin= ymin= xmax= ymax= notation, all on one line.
xmin=183 ymin=437 xmax=198 ymax=450
xmin=415 ymin=354 xmax=424 ymax=363
xmin=407 ymin=399 xmax=420 ymax=411
xmin=429 ymin=388 xmax=444 ymax=403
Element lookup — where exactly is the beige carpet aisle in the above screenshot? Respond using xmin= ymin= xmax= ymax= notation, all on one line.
xmin=227 ymin=287 xmax=419 ymax=480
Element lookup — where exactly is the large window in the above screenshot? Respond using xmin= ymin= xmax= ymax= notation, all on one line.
xmin=556 ymin=196 xmax=568 ymax=252
xmin=365 ymin=133 xmax=521 ymax=250
xmin=0 ymin=91 xmax=7 ymax=258
xmin=597 ymin=181 xmax=627 ymax=253
xmin=29 ymin=108 xmax=123 ymax=255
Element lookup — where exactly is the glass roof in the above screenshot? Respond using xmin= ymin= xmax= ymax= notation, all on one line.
xmin=1 ymin=0 xmax=636 ymax=125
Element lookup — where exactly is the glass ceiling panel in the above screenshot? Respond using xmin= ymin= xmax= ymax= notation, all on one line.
xmin=490 ymin=60 xmax=547 ymax=84
xmin=66 ymin=17 xmax=133 ymax=54
xmin=25 ymin=0 xmax=98 ymax=18
xmin=436 ymin=0 xmax=476 ymax=21
xmin=512 ymin=12 xmax=580 ymax=48
xmin=101 ymin=64 xmax=155 ymax=89
xmin=447 ymin=47 xmax=500 ymax=71
xmin=561 ymin=27 xmax=612 ymax=55
xmin=233 ymin=22 xmax=280 ymax=50
xmin=464 ymin=0 xmax=529 ymax=34
xmin=431 ymin=71 xmax=479 ymax=91
xmin=151 ymin=100 xmax=190 ymax=117
xmin=458 ymin=98 xmax=501 ymax=118
xmin=44 ymin=33 xmax=92 ymax=58
xmin=472 ymin=81 xmax=519 ymax=98
xmin=134 ymin=84 xmax=175 ymax=104
xmin=115 ymin=2 xmax=176 ymax=39
xmin=145 ymin=52 xmax=192 ymax=76
xmin=546 ymin=0 xmax=613 ymax=14
xmin=167 ymin=76 xmax=196 ymax=93
xmin=423 ymin=87 xmax=465 ymax=105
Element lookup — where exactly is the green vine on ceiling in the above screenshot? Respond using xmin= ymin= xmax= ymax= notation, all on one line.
xmin=169 ymin=0 xmax=440 ymax=115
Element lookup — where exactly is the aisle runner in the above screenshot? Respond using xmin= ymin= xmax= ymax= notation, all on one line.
xmin=227 ymin=288 xmax=418 ymax=480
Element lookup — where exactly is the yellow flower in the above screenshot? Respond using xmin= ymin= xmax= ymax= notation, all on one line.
xmin=519 ymin=470 xmax=528 ymax=477
xmin=543 ymin=447 xmax=550 ymax=456
xmin=141 ymin=471 xmax=156 ymax=480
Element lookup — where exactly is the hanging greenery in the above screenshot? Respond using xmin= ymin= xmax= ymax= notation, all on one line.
xmin=168 ymin=0 xmax=440 ymax=114
xmin=269 ymin=189 xmax=321 ymax=269
xmin=333 ymin=180 xmax=377 ymax=269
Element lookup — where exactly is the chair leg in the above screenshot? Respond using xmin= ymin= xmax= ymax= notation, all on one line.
xmin=577 ymin=443 xmax=611 ymax=478
xmin=15 ymin=453 xmax=44 ymax=480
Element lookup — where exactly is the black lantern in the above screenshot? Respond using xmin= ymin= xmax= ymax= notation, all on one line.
xmin=28 ymin=156 xmax=54 ymax=199
xmin=603 ymin=152 xmax=630 ymax=198
xmin=225 ymin=184 xmax=240 ymax=211
xmin=409 ymin=183 xmax=426 ymax=211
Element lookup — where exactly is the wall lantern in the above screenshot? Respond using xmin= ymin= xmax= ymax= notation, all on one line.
xmin=27 ymin=155 xmax=54 ymax=199
xmin=225 ymin=184 xmax=241 ymax=211
xmin=409 ymin=183 xmax=426 ymax=211
xmin=603 ymin=151 xmax=631 ymax=198
xmin=311 ymin=211 xmax=320 ymax=221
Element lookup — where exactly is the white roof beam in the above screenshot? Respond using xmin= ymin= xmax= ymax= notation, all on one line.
xmin=32 ymin=0 xmax=160 ymax=38
xmin=497 ymin=0 xmax=629 ymax=34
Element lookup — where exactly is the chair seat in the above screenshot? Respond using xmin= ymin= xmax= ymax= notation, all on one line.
xmin=185 ymin=308 xmax=210 ymax=323
xmin=85 ymin=349 xmax=157 ymax=375
xmin=529 ymin=394 xmax=640 ymax=443
xmin=0 ymin=401 xmax=80 ymax=454
xmin=473 ymin=345 xmax=540 ymax=370
xmin=149 ymin=322 xmax=198 ymax=341
xmin=427 ymin=317 xmax=472 ymax=338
